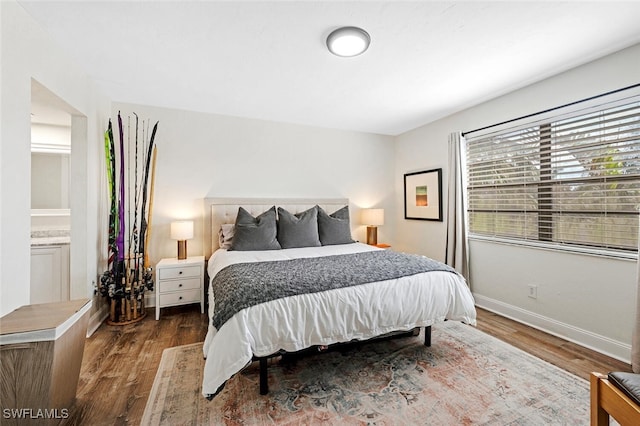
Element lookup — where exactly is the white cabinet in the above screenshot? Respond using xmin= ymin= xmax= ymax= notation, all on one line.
xmin=30 ymin=244 xmax=70 ymax=304
xmin=155 ymin=256 xmax=205 ymax=320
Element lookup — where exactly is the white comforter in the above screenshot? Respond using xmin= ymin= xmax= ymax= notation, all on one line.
xmin=202 ymin=242 xmax=476 ymax=397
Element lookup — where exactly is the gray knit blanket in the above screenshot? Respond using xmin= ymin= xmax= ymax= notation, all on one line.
xmin=211 ymin=250 xmax=458 ymax=330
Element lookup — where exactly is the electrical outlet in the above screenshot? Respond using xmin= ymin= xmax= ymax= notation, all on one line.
xmin=528 ymin=285 xmax=538 ymax=299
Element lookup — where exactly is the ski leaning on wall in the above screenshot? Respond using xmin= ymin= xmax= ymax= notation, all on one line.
xmin=100 ymin=112 xmax=159 ymax=324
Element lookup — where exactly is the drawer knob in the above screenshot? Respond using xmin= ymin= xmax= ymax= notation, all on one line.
xmin=179 ymin=296 xmax=183 ymax=300
xmin=179 ymin=271 xmax=183 ymax=275
xmin=179 ymin=283 xmax=183 ymax=287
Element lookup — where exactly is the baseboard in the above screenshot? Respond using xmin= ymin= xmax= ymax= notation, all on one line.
xmin=87 ymin=303 xmax=109 ymax=337
xmin=145 ymin=292 xmax=155 ymax=308
xmin=473 ymin=293 xmax=631 ymax=364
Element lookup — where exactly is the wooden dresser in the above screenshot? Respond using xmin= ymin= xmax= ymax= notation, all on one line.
xmin=0 ymin=299 xmax=91 ymax=425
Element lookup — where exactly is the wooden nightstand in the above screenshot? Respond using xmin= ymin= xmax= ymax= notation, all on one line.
xmin=155 ymin=256 xmax=205 ymax=320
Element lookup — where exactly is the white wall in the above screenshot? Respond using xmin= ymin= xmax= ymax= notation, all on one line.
xmin=395 ymin=43 xmax=640 ymax=362
xmin=31 ymin=153 xmax=69 ymax=209
xmin=0 ymin=1 xmax=111 ymax=323
xmin=111 ymin=102 xmax=396 ymax=272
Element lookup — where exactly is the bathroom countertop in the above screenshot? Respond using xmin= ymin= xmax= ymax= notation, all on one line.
xmin=31 ymin=236 xmax=70 ymax=246
xmin=31 ymin=227 xmax=70 ymax=246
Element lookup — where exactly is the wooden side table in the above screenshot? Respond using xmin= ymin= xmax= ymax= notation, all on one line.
xmin=155 ymin=256 xmax=205 ymax=320
xmin=0 ymin=299 xmax=91 ymax=425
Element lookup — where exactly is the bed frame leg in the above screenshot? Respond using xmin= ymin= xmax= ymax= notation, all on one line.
xmin=259 ymin=357 xmax=268 ymax=395
xmin=424 ymin=326 xmax=431 ymax=347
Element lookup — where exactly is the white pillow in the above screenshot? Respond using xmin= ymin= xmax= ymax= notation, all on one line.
xmin=218 ymin=224 xmax=235 ymax=249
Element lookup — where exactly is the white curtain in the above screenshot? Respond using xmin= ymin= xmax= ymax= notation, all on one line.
xmin=445 ymin=132 xmax=469 ymax=281
xmin=633 ymin=217 xmax=640 ymax=372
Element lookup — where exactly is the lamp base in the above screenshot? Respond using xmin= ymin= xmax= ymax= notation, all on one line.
xmin=177 ymin=240 xmax=187 ymax=260
xmin=366 ymin=226 xmax=378 ymax=245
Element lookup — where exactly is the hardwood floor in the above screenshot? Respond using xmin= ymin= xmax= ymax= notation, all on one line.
xmin=62 ymin=305 xmax=631 ymax=425
xmin=61 ymin=305 xmax=208 ymax=426
xmin=474 ymin=308 xmax=631 ymax=380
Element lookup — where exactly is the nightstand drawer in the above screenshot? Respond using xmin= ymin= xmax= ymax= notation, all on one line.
xmin=159 ymin=277 xmax=200 ymax=293
xmin=158 ymin=265 xmax=200 ymax=280
xmin=159 ymin=289 xmax=200 ymax=306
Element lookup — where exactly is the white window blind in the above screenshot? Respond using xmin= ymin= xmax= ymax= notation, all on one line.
xmin=466 ymin=98 xmax=640 ymax=253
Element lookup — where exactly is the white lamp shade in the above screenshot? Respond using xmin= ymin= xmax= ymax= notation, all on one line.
xmin=361 ymin=209 xmax=384 ymax=226
xmin=170 ymin=220 xmax=194 ymax=240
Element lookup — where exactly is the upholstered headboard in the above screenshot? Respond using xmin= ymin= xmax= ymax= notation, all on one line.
xmin=203 ymin=197 xmax=350 ymax=257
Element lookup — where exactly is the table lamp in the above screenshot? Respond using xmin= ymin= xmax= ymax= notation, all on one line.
xmin=361 ymin=208 xmax=384 ymax=245
xmin=170 ymin=220 xmax=194 ymax=260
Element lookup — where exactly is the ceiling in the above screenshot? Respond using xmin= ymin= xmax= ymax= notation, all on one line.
xmin=18 ymin=1 xmax=640 ymax=136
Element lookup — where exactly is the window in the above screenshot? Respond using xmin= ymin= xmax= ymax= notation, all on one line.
xmin=466 ymin=99 xmax=640 ymax=254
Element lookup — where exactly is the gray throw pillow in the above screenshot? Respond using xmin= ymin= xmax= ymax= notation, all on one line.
xmin=230 ymin=206 xmax=281 ymax=251
xmin=277 ymin=206 xmax=321 ymax=249
xmin=317 ymin=205 xmax=355 ymax=245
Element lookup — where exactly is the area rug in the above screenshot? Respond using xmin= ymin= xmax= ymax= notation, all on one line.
xmin=141 ymin=321 xmax=590 ymax=425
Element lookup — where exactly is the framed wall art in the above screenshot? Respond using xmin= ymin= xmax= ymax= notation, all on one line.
xmin=404 ymin=168 xmax=443 ymax=221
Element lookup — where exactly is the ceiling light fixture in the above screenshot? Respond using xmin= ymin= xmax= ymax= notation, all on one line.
xmin=326 ymin=26 xmax=370 ymax=57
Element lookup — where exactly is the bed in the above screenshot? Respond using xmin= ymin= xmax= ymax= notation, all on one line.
xmin=201 ymin=198 xmax=477 ymax=399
